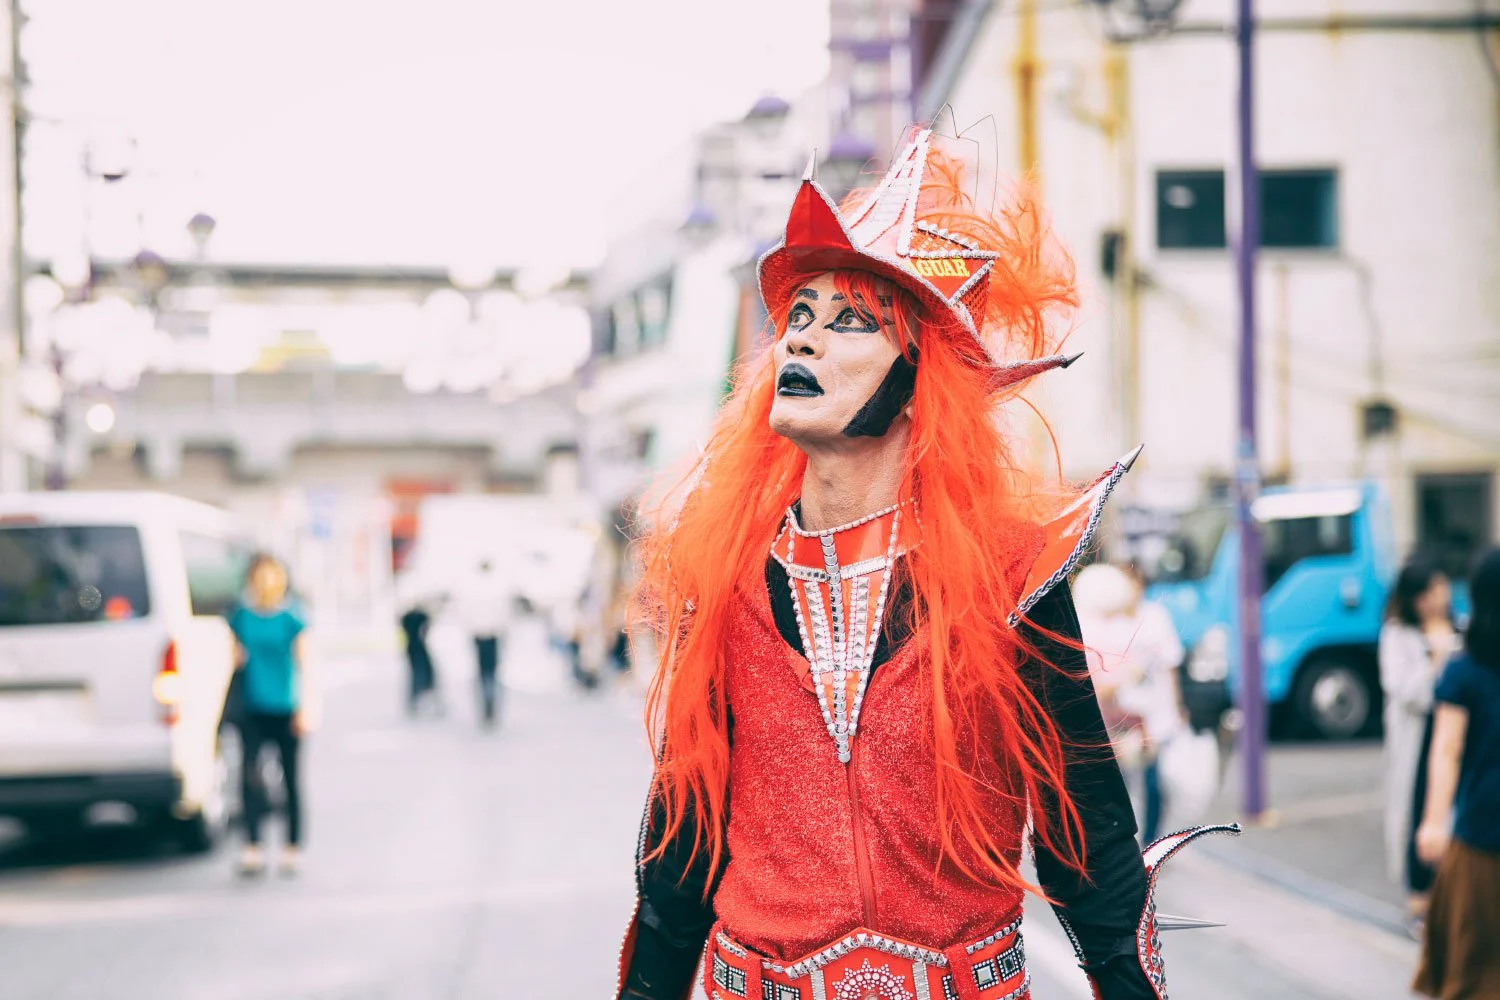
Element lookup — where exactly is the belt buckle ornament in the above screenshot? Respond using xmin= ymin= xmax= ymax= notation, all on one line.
xmin=831 ymin=958 xmax=914 ymax=1000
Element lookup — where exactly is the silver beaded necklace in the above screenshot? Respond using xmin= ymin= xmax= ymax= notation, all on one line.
xmin=771 ymin=502 xmax=904 ymax=764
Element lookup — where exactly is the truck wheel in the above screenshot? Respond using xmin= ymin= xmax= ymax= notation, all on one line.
xmin=1292 ymin=656 xmax=1375 ymax=740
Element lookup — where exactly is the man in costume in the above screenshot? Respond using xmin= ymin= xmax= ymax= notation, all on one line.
xmin=617 ymin=120 xmax=1232 ymax=1000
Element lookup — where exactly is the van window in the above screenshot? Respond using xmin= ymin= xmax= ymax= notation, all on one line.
xmin=0 ymin=525 xmax=152 ymax=626
xmin=1261 ymin=513 xmax=1354 ymax=592
xmin=181 ymin=531 xmax=252 ymax=617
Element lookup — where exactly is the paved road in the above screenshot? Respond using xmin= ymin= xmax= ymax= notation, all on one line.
xmin=0 ymin=645 xmax=1422 ymax=999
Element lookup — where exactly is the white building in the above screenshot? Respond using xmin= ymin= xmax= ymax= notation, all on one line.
xmin=939 ymin=0 xmax=1500 ymax=568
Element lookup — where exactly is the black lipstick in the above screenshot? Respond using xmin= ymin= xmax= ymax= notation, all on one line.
xmin=777 ymin=363 xmax=824 ymax=397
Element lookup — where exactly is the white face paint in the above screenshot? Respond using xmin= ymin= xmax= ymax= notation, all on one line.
xmin=768 ymin=273 xmax=902 ymax=449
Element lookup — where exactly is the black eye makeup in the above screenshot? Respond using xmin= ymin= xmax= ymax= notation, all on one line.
xmin=787 ymin=303 xmax=815 ymax=329
xmin=829 ymin=307 xmax=880 ymax=334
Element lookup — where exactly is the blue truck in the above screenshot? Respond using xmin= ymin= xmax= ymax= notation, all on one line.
xmin=1137 ymin=483 xmax=1399 ymax=740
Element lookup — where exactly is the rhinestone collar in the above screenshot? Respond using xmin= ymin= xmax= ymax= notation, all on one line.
xmin=771 ymin=501 xmax=908 ymax=764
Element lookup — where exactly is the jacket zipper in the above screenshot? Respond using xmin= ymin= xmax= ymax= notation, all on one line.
xmin=846 ymin=742 xmax=878 ymax=925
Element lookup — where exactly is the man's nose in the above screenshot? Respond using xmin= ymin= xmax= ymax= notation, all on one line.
xmin=783 ymin=324 xmax=821 ymax=358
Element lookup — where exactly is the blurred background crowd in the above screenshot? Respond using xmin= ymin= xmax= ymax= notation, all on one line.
xmin=0 ymin=0 xmax=1497 ymax=998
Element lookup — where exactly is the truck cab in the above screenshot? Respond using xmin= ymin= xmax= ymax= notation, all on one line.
xmin=1143 ymin=483 xmax=1396 ymax=740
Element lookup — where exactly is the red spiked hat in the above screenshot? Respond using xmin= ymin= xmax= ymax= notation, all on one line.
xmin=757 ymin=126 xmax=1003 ymax=344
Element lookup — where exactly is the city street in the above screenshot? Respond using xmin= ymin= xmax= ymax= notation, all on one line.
xmin=0 ymin=641 xmax=1425 ymax=999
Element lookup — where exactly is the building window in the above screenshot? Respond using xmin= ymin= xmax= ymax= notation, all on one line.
xmin=611 ymin=297 xmax=640 ymax=357
xmin=638 ymin=280 xmax=671 ymax=349
xmin=1156 ymin=170 xmax=1226 ymax=250
xmin=1417 ymin=472 xmax=1494 ymax=582
xmin=1260 ymin=169 xmax=1338 ymax=249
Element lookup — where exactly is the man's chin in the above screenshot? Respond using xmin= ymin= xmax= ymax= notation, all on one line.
xmin=768 ymin=403 xmax=841 ymax=446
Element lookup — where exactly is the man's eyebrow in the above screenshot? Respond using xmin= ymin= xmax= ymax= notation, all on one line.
xmin=796 ymin=288 xmax=819 ymax=300
xmin=830 ymin=292 xmax=846 ymax=302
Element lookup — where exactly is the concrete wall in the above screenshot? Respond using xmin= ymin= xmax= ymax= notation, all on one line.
xmin=587 ymin=234 xmax=750 ymax=509
xmin=945 ymin=0 xmax=1500 ymax=554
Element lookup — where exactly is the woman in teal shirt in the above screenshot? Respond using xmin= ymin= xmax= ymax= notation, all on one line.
xmin=228 ymin=553 xmax=315 ymax=877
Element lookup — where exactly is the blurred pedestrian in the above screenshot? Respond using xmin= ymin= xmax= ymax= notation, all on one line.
xmin=1380 ymin=555 xmax=1456 ymax=928
xmin=227 ymin=553 xmax=317 ymax=877
xmin=399 ymin=599 xmax=438 ymax=716
xmin=1074 ymin=561 xmax=1187 ymax=844
xmin=1414 ymin=548 xmax=1500 ymax=999
xmin=452 ymin=559 xmax=513 ymax=728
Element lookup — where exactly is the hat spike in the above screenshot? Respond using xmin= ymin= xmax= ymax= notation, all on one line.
xmin=986 ymin=352 xmax=1085 ymax=393
xmin=802 ymin=150 xmax=818 ymax=183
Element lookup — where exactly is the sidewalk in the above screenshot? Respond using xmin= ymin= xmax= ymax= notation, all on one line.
xmin=1145 ymin=847 xmax=1420 ymax=999
xmin=1196 ymin=741 xmax=1408 ymax=933
xmin=1017 ymin=800 xmax=1422 ymax=1000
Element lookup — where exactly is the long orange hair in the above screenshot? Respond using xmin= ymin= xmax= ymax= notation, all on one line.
xmin=635 ymin=154 xmax=1086 ymax=893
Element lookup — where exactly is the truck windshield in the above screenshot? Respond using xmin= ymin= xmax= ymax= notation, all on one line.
xmin=0 ymin=525 xmax=151 ymax=626
xmin=1261 ymin=513 xmax=1354 ymax=591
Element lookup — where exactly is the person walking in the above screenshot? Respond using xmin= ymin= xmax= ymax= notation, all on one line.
xmin=1074 ymin=561 xmax=1188 ymax=844
xmin=452 ymin=559 xmax=513 ymax=728
xmin=1414 ymin=548 xmax=1500 ymax=999
xmin=1380 ymin=556 xmax=1456 ymax=929
xmin=227 ymin=553 xmax=316 ymax=877
xmin=399 ymin=598 xmax=438 ymax=716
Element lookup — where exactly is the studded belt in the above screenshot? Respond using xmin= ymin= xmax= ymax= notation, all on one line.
xmin=705 ymin=917 xmax=1030 ymax=1000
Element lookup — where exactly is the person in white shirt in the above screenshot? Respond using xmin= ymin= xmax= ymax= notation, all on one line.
xmin=1073 ymin=561 xmax=1187 ymax=843
xmin=451 ymin=559 xmax=515 ymax=728
xmin=1379 ymin=555 xmax=1456 ymax=928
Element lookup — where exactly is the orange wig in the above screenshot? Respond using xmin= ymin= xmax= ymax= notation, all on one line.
xmin=635 ymin=152 xmax=1087 ymax=894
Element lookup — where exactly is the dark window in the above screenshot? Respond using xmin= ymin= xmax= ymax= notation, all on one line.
xmin=181 ymin=531 xmax=252 ymax=617
xmin=1260 ymin=169 xmax=1338 ymax=249
xmin=638 ymin=280 xmax=672 ymax=349
xmin=0 ymin=525 xmax=151 ymax=626
xmin=611 ymin=297 xmax=640 ymax=357
xmin=1160 ymin=507 xmax=1232 ymax=583
xmin=1417 ymin=472 xmax=1494 ymax=582
xmin=1156 ymin=170 xmax=1226 ymax=249
xmin=606 ymin=276 xmax=674 ymax=358
xmin=1261 ymin=514 xmax=1354 ymax=591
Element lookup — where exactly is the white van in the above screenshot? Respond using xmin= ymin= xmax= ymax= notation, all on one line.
xmin=0 ymin=491 xmax=254 ymax=851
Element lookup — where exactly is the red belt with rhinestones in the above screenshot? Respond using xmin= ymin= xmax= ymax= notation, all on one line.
xmin=704 ymin=918 xmax=1030 ymax=1000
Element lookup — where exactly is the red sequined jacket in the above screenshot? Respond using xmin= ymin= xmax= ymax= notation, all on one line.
xmin=620 ymin=570 xmax=1164 ymax=999
xmin=716 ymin=583 xmax=1029 ymax=957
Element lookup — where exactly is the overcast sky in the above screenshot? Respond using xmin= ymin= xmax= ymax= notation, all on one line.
xmin=20 ymin=0 xmax=830 ymax=270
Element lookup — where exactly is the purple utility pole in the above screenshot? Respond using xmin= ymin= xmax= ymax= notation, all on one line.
xmin=1234 ymin=0 xmax=1267 ymax=819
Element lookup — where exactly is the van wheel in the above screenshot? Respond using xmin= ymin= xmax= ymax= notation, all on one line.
xmin=1292 ymin=655 xmax=1375 ymax=740
xmin=174 ymin=728 xmax=239 ymax=854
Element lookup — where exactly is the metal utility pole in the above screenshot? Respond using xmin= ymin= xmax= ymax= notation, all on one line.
xmin=1015 ymin=0 xmax=1041 ymax=175
xmin=1234 ymin=0 xmax=1268 ymax=820
xmin=0 ymin=0 xmax=23 ymax=493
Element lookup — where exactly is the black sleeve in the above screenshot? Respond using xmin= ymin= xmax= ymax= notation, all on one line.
xmin=621 ymin=784 xmax=724 ymax=999
xmin=1019 ymin=582 xmax=1156 ymax=999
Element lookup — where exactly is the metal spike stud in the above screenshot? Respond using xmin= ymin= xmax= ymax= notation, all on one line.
xmin=1156 ymin=912 xmax=1226 ymax=931
xmin=1121 ymin=443 xmax=1145 ymax=472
